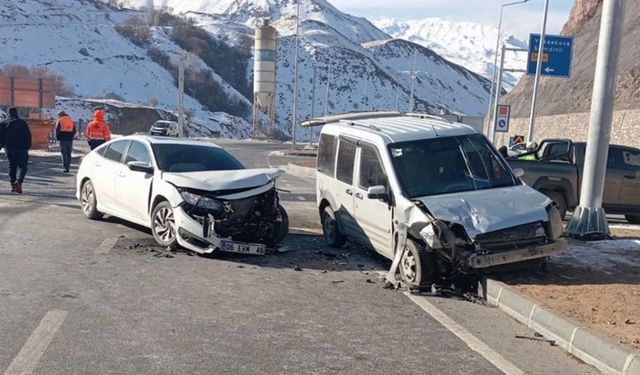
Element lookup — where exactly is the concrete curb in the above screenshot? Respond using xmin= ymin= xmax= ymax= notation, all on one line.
xmin=286 ymin=162 xmax=316 ymax=180
xmin=480 ymin=278 xmax=640 ymax=375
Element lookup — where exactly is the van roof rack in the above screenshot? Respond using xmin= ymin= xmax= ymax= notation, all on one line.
xmin=339 ymin=120 xmax=382 ymax=132
xmin=405 ymin=112 xmax=453 ymax=124
xmin=300 ymin=111 xmax=402 ymax=127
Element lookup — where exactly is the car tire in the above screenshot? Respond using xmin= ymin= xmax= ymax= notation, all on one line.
xmin=80 ymin=180 xmax=103 ymax=220
xmin=321 ymin=206 xmax=346 ymax=248
xmin=399 ymin=239 xmax=435 ymax=291
xmin=151 ymin=201 xmax=179 ymax=250
xmin=625 ymin=214 xmax=640 ymax=225
xmin=543 ymin=190 xmax=567 ymax=220
xmin=277 ymin=205 xmax=289 ymax=243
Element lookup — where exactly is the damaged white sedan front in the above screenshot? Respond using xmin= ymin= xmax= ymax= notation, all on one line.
xmin=76 ymin=135 xmax=288 ymax=255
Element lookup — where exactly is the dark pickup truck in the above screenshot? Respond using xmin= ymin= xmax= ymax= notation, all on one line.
xmin=507 ymin=139 xmax=640 ymax=224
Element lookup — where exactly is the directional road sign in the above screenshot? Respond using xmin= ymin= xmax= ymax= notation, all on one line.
xmin=527 ymin=34 xmax=574 ymax=78
xmin=494 ymin=104 xmax=511 ymax=133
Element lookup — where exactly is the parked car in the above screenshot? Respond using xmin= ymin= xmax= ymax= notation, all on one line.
xmin=507 ymin=139 xmax=640 ymax=223
xmin=76 ymin=135 xmax=289 ymax=254
xmin=149 ymin=120 xmax=180 ymax=137
xmin=307 ymin=112 xmax=567 ymax=289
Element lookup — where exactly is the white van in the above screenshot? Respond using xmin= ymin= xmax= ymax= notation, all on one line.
xmin=149 ymin=120 xmax=180 ymax=137
xmin=305 ymin=112 xmax=567 ymax=289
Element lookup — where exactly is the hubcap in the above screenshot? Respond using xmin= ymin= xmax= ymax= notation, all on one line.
xmin=81 ymin=183 xmax=94 ymax=214
xmin=401 ymin=249 xmax=417 ymax=282
xmin=154 ymin=207 xmax=176 ymax=242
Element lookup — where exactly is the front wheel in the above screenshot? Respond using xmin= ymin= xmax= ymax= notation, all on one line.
xmin=151 ymin=201 xmax=179 ymax=250
xmin=276 ymin=205 xmax=289 ymax=243
xmin=80 ymin=180 xmax=103 ymax=220
xmin=625 ymin=214 xmax=640 ymax=225
xmin=399 ymin=239 xmax=435 ymax=290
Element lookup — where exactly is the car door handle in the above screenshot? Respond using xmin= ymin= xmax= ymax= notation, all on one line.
xmin=94 ymin=162 xmax=101 ymax=167
xmin=118 ymin=171 xmax=126 ymax=178
xmin=355 ymin=192 xmax=363 ymax=200
xmin=345 ymin=189 xmax=353 ymax=196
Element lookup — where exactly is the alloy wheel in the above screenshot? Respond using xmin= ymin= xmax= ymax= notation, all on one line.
xmin=154 ymin=207 xmax=176 ymax=242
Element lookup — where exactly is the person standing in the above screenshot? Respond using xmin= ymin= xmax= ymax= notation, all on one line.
xmin=86 ymin=109 xmax=111 ymax=150
xmin=0 ymin=107 xmax=31 ymax=194
xmin=55 ymin=111 xmax=76 ymax=172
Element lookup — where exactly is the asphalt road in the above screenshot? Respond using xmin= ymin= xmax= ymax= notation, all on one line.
xmin=0 ymin=140 xmax=599 ymax=374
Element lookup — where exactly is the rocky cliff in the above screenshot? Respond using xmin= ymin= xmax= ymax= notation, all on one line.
xmin=505 ymin=0 xmax=640 ymax=117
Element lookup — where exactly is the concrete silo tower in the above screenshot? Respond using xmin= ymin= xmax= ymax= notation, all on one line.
xmin=253 ymin=19 xmax=278 ymax=137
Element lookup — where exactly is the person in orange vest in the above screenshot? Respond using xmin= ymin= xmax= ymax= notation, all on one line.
xmin=55 ymin=111 xmax=76 ymax=173
xmin=86 ymin=109 xmax=111 ymax=150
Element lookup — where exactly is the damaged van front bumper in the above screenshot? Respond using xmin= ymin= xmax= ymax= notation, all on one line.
xmin=466 ymin=238 xmax=567 ymax=269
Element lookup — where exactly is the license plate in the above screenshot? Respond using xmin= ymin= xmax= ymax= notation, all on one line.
xmin=220 ymin=240 xmax=266 ymax=255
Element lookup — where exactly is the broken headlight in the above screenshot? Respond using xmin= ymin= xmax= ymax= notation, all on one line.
xmin=181 ymin=191 xmax=223 ymax=212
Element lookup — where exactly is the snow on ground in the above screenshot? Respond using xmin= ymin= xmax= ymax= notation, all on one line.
xmin=552 ymin=239 xmax=640 ymax=273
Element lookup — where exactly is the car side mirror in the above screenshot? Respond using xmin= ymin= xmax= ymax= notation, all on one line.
xmin=127 ymin=161 xmax=154 ymax=174
xmin=513 ymin=168 xmax=525 ymax=178
xmin=367 ymin=185 xmax=389 ymax=202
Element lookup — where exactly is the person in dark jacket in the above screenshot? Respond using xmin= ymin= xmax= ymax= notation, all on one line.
xmin=0 ymin=107 xmax=31 ymax=194
xmin=55 ymin=111 xmax=76 ymax=172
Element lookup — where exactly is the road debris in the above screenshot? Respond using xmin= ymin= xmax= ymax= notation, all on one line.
xmin=332 ymin=280 xmax=344 ymax=284
xmin=294 ymin=265 xmax=303 ymax=271
xmin=515 ymin=334 xmax=558 ymax=346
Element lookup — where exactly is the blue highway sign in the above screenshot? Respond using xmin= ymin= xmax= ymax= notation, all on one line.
xmin=527 ymin=33 xmax=574 ymax=78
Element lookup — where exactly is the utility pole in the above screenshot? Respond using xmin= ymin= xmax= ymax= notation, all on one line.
xmin=491 ymin=45 xmax=507 ymax=145
xmin=324 ymin=55 xmax=332 ymax=117
xmin=408 ymin=49 xmax=417 ymax=113
xmin=363 ymin=77 xmax=369 ymax=110
xmin=178 ymin=56 xmax=185 ymax=137
xmin=309 ymin=65 xmax=317 ymax=144
xmin=565 ymin=0 xmax=627 ymax=239
xmin=527 ymin=0 xmax=550 ymax=143
xmin=291 ymin=0 xmax=301 ymax=149
xmin=395 ymin=85 xmax=400 ymax=111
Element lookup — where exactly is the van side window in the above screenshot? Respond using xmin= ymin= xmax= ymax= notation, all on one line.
xmin=336 ymin=140 xmax=356 ymax=184
xmin=317 ymin=134 xmax=337 ymax=176
xmin=622 ymin=149 xmax=640 ymax=169
xmin=359 ymin=146 xmax=386 ymax=189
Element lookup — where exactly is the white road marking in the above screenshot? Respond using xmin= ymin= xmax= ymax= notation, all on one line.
xmin=4 ymin=310 xmax=68 ymax=375
xmin=95 ymin=237 xmax=119 ymax=255
xmin=404 ymin=292 xmax=524 ymax=375
xmin=296 ymin=196 xmax=306 ymax=201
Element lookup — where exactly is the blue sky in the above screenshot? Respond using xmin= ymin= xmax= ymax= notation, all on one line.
xmin=330 ymin=0 xmax=574 ymax=40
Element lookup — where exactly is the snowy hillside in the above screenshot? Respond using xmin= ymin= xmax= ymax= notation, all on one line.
xmin=374 ymin=18 xmax=528 ymax=90
xmin=0 ymin=0 xmax=251 ymax=138
xmin=1 ymin=0 xmax=493 ymax=141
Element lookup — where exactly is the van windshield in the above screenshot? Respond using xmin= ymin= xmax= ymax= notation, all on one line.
xmin=388 ymin=134 xmax=518 ymax=198
xmin=154 ymin=122 xmax=171 ymax=128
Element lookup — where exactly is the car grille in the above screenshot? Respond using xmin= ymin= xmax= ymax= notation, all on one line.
xmin=474 ymin=222 xmax=547 ymax=253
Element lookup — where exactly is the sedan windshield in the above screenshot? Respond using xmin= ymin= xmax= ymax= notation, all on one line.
xmin=388 ymin=134 xmax=517 ymax=198
xmin=152 ymin=144 xmax=245 ymax=172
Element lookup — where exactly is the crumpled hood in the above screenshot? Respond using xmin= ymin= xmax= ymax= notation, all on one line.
xmin=163 ymin=168 xmax=284 ymax=192
xmin=417 ymin=185 xmax=551 ymax=239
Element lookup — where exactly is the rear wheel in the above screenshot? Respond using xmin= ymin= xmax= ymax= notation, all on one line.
xmin=321 ymin=206 xmax=346 ymax=248
xmin=151 ymin=201 xmax=178 ymax=250
xmin=80 ymin=180 xmax=103 ymax=220
xmin=626 ymin=214 xmax=640 ymax=224
xmin=542 ymin=190 xmax=567 ymax=219
xmin=399 ymin=239 xmax=435 ymax=290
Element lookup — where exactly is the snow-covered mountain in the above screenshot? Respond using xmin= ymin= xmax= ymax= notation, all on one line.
xmin=374 ymin=18 xmax=528 ymax=90
xmin=0 ymin=0 xmax=494 ymax=140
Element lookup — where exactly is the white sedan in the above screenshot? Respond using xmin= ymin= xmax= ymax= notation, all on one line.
xmin=76 ymin=135 xmax=289 ymax=255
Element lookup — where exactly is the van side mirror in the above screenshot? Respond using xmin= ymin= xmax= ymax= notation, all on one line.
xmin=367 ymin=185 xmax=389 ymax=202
xmin=127 ymin=161 xmax=154 ymax=174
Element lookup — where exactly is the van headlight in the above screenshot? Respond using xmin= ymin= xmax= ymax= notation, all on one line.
xmin=546 ymin=204 xmax=564 ymax=239
xmin=181 ymin=191 xmax=223 ymax=211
